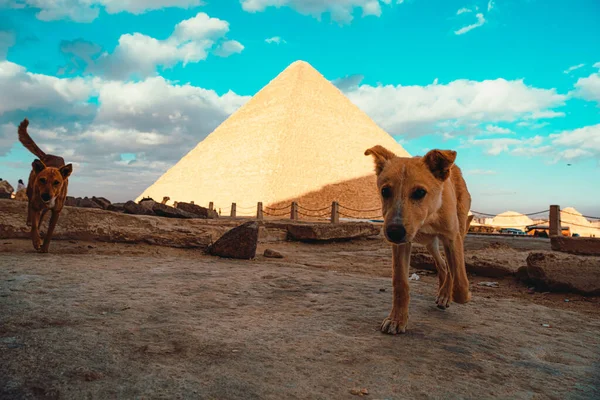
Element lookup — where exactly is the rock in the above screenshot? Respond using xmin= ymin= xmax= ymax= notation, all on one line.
xmin=176 ymin=202 xmax=219 ymax=219
xmin=410 ymin=252 xmax=435 ymax=271
xmin=264 ymin=248 xmax=284 ymax=258
xmin=152 ymin=203 xmax=196 ymax=219
xmin=65 ymin=196 xmax=79 ymax=207
xmin=0 ymin=199 xmax=229 ymax=249
xmin=107 ymin=203 xmax=126 ymax=213
xmin=551 ymin=236 xmax=600 ymax=256
xmin=520 ymin=252 xmax=600 ymax=295
xmin=91 ymin=196 xmax=111 ymax=210
xmin=123 ymin=201 xmax=155 ymax=216
xmin=286 ymin=223 xmax=380 ymax=242
xmin=209 ymin=221 xmax=259 ymax=259
xmin=78 ymin=197 xmax=103 ymax=209
xmin=139 ymin=199 xmax=156 ymax=211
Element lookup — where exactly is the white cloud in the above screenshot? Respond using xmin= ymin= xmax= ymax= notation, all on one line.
xmin=455 ymin=12 xmax=486 ymax=35
xmin=572 ymin=64 xmax=600 ymax=104
xmin=214 ymin=40 xmax=245 ymax=57
xmin=265 ymin=36 xmax=286 ymax=45
xmin=457 ymin=7 xmax=471 ymax=15
xmin=71 ymin=12 xmax=241 ymax=80
xmin=483 ymin=125 xmax=514 ymax=135
xmin=342 ymin=78 xmax=567 ymax=138
xmin=0 ymin=0 xmax=204 ymax=22
xmin=466 ymin=136 xmax=544 ymax=156
xmin=550 ymin=124 xmax=600 ymax=159
xmin=563 ymin=63 xmax=585 ymax=74
xmin=240 ymin=0 xmax=404 ymax=24
xmin=487 ymin=0 xmax=494 ymax=11
xmin=0 ymin=61 xmax=250 ymax=197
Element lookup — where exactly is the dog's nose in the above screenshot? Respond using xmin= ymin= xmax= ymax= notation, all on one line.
xmin=386 ymin=224 xmax=407 ymax=243
xmin=41 ymin=193 xmax=51 ymax=202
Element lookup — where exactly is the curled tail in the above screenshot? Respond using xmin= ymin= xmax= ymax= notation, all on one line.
xmin=18 ymin=118 xmax=46 ymax=159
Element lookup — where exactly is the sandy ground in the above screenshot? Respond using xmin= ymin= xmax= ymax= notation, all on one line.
xmin=1 ymin=237 xmax=599 ymax=400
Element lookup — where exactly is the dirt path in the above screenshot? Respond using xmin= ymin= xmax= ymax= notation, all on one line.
xmin=1 ymin=240 xmax=599 ymax=399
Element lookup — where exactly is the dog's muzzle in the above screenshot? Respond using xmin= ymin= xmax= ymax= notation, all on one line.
xmin=41 ymin=193 xmax=51 ymax=203
xmin=385 ymin=224 xmax=407 ymax=243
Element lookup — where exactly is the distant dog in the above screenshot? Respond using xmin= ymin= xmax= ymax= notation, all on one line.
xmin=365 ymin=146 xmax=473 ymax=334
xmin=18 ymin=118 xmax=73 ymax=253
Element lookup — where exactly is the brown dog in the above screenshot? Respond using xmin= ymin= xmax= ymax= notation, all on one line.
xmin=365 ymin=146 xmax=473 ymax=334
xmin=18 ymin=118 xmax=73 ymax=253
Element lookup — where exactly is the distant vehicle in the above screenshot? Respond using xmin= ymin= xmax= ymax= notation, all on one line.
xmin=499 ymin=228 xmax=526 ymax=235
xmin=573 ymin=233 xmax=580 ymax=237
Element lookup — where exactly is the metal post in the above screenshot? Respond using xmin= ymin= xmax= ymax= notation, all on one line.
xmin=549 ymin=205 xmax=561 ymax=237
xmin=291 ymin=202 xmax=298 ymax=220
xmin=257 ymin=202 xmax=263 ymax=220
xmin=208 ymin=202 xmax=214 ymax=211
xmin=331 ymin=201 xmax=339 ymax=224
xmin=231 ymin=203 xmax=236 ymax=218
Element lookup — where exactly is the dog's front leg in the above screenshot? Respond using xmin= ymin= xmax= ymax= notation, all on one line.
xmin=40 ymin=210 xmax=60 ymax=254
xmin=381 ymin=243 xmax=412 ymax=334
xmin=442 ymin=235 xmax=471 ymax=304
xmin=30 ymin=207 xmax=42 ymax=251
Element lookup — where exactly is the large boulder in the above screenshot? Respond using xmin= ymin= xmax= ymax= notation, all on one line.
xmin=152 ymin=203 xmax=196 ymax=219
xmin=78 ymin=197 xmax=103 ymax=209
xmin=91 ymin=196 xmax=111 ymax=210
xmin=176 ymin=202 xmax=219 ymax=219
xmin=208 ymin=221 xmax=259 ymax=259
xmin=551 ymin=236 xmax=600 ymax=256
xmin=518 ymin=252 xmax=600 ymax=295
xmin=123 ymin=200 xmax=155 ymax=216
xmin=107 ymin=203 xmax=126 ymax=213
xmin=65 ymin=196 xmax=79 ymax=207
xmin=286 ymin=223 xmax=380 ymax=242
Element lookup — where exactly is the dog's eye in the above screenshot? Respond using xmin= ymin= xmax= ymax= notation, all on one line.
xmin=411 ymin=188 xmax=427 ymax=200
xmin=381 ymin=186 xmax=392 ymax=199
xmin=39 ymin=178 xmax=46 ymax=184
xmin=53 ymin=180 xmax=60 ymax=186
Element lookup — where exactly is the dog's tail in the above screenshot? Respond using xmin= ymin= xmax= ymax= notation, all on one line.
xmin=18 ymin=118 xmax=46 ymax=159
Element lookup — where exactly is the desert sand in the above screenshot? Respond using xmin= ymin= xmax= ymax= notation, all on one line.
xmin=1 ymin=235 xmax=599 ymax=400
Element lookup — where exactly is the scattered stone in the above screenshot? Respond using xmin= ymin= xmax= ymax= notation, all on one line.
xmin=208 ymin=221 xmax=259 ymax=259
xmin=264 ymin=248 xmax=284 ymax=258
xmin=542 ymin=324 xmax=551 ymax=328
xmin=349 ymin=388 xmax=369 ymax=396
xmin=152 ymin=203 xmax=196 ymax=219
xmin=65 ymin=196 xmax=78 ymax=207
xmin=379 ymin=288 xmax=386 ymax=292
xmin=564 ymin=299 xmax=570 ymax=303
xmin=520 ymin=252 xmax=600 ymax=296
xmin=176 ymin=202 xmax=219 ymax=219
xmin=123 ymin=201 xmax=155 ymax=216
xmin=287 ymin=223 xmax=380 ymax=242
xmin=477 ymin=281 xmax=499 ymax=288
xmin=527 ymin=287 xmax=535 ymax=294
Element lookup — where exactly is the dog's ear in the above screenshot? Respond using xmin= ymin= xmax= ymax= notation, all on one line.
xmin=32 ymin=159 xmax=46 ymax=174
xmin=423 ymin=149 xmax=456 ymax=181
xmin=364 ymin=145 xmax=397 ymax=175
xmin=59 ymin=164 xmax=73 ymax=179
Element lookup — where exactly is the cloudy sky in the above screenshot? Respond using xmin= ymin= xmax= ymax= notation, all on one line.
xmin=0 ymin=0 xmax=599 ymax=215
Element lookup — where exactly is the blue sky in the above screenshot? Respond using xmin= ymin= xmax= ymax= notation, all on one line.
xmin=0 ymin=0 xmax=599 ymax=215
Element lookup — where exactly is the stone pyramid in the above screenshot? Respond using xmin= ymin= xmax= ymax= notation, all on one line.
xmin=136 ymin=61 xmax=410 ymax=216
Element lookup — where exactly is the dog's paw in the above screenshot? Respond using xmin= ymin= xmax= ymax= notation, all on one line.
xmin=32 ymin=238 xmax=41 ymax=250
xmin=436 ymin=292 xmax=451 ymax=309
xmin=380 ymin=316 xmax=408 ymax=335
xmin=452 ymin=290 xmax=472 ymax=304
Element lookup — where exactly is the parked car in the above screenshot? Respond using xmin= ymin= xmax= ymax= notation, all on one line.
xmin=499 ymin=228 xmax=526 ymax=235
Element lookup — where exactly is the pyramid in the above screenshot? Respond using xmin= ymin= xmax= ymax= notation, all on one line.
xmin=136 ymin=61 xmax=410 ymax=216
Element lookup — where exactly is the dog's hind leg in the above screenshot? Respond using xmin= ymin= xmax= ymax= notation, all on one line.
xmin=442 ymin=234 xmax=471 ymax=304
xmin=427 ymin=237 xmax=453 ymax=309
xmin=40 ymin=210 xmax=59 ymax=254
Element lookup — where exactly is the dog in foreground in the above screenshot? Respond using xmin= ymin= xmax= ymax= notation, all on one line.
xmin=18 ymin=118 xmax=73 ymax=253
xmin=365 ymin=145 xmax=473 ymax=334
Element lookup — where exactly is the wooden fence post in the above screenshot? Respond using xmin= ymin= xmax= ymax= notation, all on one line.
xmin=230 ymin=203 xmax=236 ymax=218
xmin=291 ymin=202 xmax=298 ymax=220
xmin=549 ymin=205 xmax=561 ymax=237
xmin=257 ymin=202 xmax=263 ymax=220
xmin=208 ymin=202 xmax=214 ymax=211
xmin=331 ymin=201 xmax=339 ymax=224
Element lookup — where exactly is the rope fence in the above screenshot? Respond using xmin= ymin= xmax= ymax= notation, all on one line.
xmin=200 ymin=201 xmax=599 ymax=237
